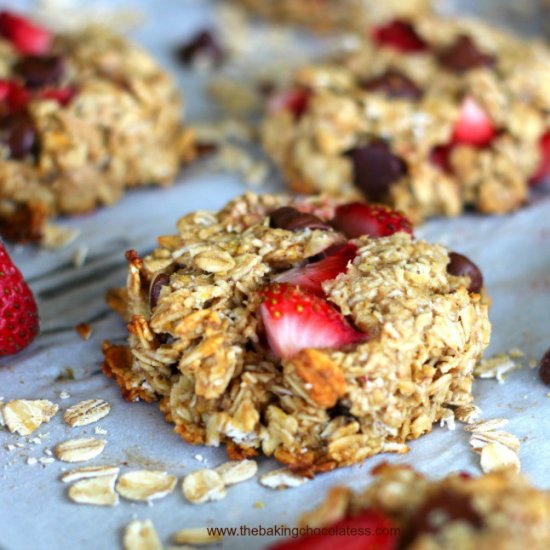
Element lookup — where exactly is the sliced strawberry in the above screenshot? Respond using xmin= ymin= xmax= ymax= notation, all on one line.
xmin=269 ymin=510 xmax=398 ymax=550
xmin=371 ymin=19 xmax=428 ymax=53
xmin=332 ymin=203 xmax=413 ymax=239
xmin=267 ymin=88 xmax=311 ymax=119
xmin=274 ymin=243 xmax=357 ymax=296
xmin=452 ymin=97 xmax=495 ymax=147
xmin=0 ymin=11 xmax=53 ymax=55
xmin=0 ymin=79 xmax=30 ymax=112
xmin=430 ymin=144 xmax=453 ymax=173
xmin=39 ymin=87 xmax=76 ymax=106
xmin=259 ymin=283 xmax=367 ymax=359
xmin=530 ymin=130 xmax=550 ymax=185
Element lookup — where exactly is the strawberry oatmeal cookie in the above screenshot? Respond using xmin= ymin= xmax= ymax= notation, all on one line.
xmin=262 ymin=15 xmax=550 ymax=223
xmin=233 ymin=0 xmax=431 ymax=32
xmin=0 ymin=10 xmax=188 ymax=243
xmin=103 ymin=193 xmax=490 ymax=474
xmin=271 ymin=464 xmax=550 ymax=549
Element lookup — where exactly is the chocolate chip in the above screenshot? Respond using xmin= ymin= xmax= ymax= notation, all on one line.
xmin=403 ymin=489 xmax=483 ymax=545
xmin=539 ymin=348 xmax=550 ymax=386
xmin=14 ymin=55 xmax=65 ymax=89
xmin=447 ymin=252 xmax=483 ymax=293
xmin=176 ymin=30 xmax=225 ymax=67
xmin=349 ymin=142 xmax=407 ymax=202
xmin=0 ymin=112 xmax=37 ymax=159
xmin=149 ymin=273 xmax=170 ymax=310
xmin=361 ymin=69 xmax=421 ymax=99
xmin=269 ymin=206 xmax=331 ymax=232
xmin=438 ymin=35 xmax=495 ymax=74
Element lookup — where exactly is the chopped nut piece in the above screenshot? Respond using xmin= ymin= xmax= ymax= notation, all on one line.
xmin=182 ymin=469 xmax=226 ymax=504
xmin=124 ymin=520 xmax=162 ymax=550
xmin=55 ymin=437 xmax=106 ymax=462
xmin=214 ymin=460 xmax=258 ymax=485
xmin=116 ymin=470 xmax=177 ymax=502
xmin=480 ymin=442 xmax=521 ymax=473
xmin=2 ymin=399 xmax=58 ymax=435
xmin=75 ymin=322 xmax=93 ymax=341
xmin=63 ymin=399 xmax=111 ymax=427
xmin=259 ymin=468 xmax=309 ymax=489
xmin=68 ymin=474 xmax=119 ymax=506
xmin=60 ymin=465 xmax=120 ymax=483
xmin=172 ymin=527 xmax=223 ymax=546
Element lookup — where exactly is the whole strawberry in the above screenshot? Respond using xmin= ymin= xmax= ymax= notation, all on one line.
xmin=0 ymin=243 xmax=39 ymax=356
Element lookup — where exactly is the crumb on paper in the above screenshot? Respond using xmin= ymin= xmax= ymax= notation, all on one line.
xmin=75 ymin=322 xmax=93 ymax=341
xmin=474 ymin=353 xmax=523 ymax=382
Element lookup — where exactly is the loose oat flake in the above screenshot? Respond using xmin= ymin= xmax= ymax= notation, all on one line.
xmin=63 ymin=399 xmax=111 ymax=427
xmin=116 ymin=470 xmax=177 ymax=502
xmin=124 ymin=520 xmax=162 ymax=550
xmin=172 ymin=527 xmax=223 ymax=546
xmin=259 ymin=468 xmax=309 ymax=489
xmin=55 ymin=437 xmax=106 ymax=463
xmin=68 ymin=474 xmax=119 ymax=506
xmin=214 ymin=459 xmax=258 ymax=486
xmin=182 ymin=469 xmax=226 ymax=504
xmin=2 ymin=399 xmax=58 ymax=435
xmin=480 ymin=442 xmax=521 ymax=473
xmin=60 ymin=465 xmax=120 ymax=483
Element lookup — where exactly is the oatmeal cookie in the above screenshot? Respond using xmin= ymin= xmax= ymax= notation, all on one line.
xmin=233 ymin=0 xmax=431 ymax=32
xmin=103 ymin=193 xmax=490 ymax=474
xmin=262 ymin=15 xmax=550 ymax=223
xmin=272 ymin=464 xmax=550 ymax=549
xmin=0 ymin=10 xmax=189 ymax=243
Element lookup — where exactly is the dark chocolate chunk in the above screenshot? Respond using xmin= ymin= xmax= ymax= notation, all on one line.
xmin=361 ymin=69 xmax=421 ymax=99
xmin=447 ymin=252 xmax=483 ymax=293
xmin=149 ymin=273 xmax=170 ymax=310
xmin=269 ymin=206 xmax=331 ymax=232
xmin=539 ymin=348 xmax=550 ymax=387
xmin=176 ymin=30 xmax=225 ymax=67
xmin=14 ymin=55 xmax=65 ymax=88
xmin=349 ymin=142 xmax=407 ymax=202
xmin=0 ymin=112 xmax=37 ymax=159
xmin=438 ymin=35 xmax=495 ymax=73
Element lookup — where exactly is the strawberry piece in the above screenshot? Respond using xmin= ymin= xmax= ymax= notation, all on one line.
xmin=267 ymin=88 xmax=311 ymax=119
xmin=430 ymin=144 xmax=453 ymax=173
xmin=0 ymin=242 xmax=39 ymax=356
xmin=275 ymin=243 xmax=357 ymax=296
xmin=371 ymin=19 xmax=428 ymax=53
xmin=0 ymin=11 xmax=53 ymax=55
xmin=269 ymin=510 xmax=398 ymax=550
xmin=332 ymin=203 xmax=413 ymax=239
xmin=0 ymin=79 xmax=30 ymax=112
xmin=452 ymin=97 xmax=495 ymax=147
xmin=259 ymin=283 xmax=367 ymax=359
xmin=39 ymin=87 xmax=76 ymax=106
xmin=530 ymin=131 xmax=550 ymax=185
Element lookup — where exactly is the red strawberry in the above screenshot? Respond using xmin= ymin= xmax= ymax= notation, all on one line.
xmin=0 ymin=79 xmax=30 ymax=112
xmin=269 ymin=510 xmax=398 ymax=550
xmin=332 ymin=203 xmax=413 ymax=239
xmin=274 ymin=243 xmax=357 ymax=296
xmin=0 ymin=242 xmax=39 ymax=356
xmin=39 ymin=87 xmax=76 ymax=106
xmin=371 ymin=19 xmax=428 ymax=53
xmin=430 ymin=144 xmax=453 ymax=173
xmin=452 ymin=97 xmax=495 ymax=147
xmin=267 ymin=88 xmax=311 ymax=119
xmin=0 ymin=11 xmax=52 ymax=55
xmin=531 ymin=130 xmax=550 ymax=185
xmin=259 ymin=283 xmax=367 ymax=359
